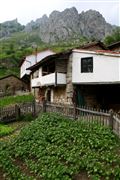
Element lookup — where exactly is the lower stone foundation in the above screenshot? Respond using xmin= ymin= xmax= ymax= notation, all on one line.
xmin=53 ymin=86 xmax=67 ymax=104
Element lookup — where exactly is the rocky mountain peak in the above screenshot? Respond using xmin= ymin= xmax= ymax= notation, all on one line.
xmin=0 ymin=18 xmax=24 ymax=39
xmin=79 ymin=9 xmax=113 ymax=40
xmin=0 ymin=7 xmax=116 ymax=42
xmin=24 ymin=7 xmax=115 ymax=43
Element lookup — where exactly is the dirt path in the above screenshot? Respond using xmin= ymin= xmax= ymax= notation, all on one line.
xmin=0 ymin=168 xmax=5 ymax=180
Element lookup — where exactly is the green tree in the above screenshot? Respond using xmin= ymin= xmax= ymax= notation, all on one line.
xmin=104 ymin=27 xmax=120 ymax=45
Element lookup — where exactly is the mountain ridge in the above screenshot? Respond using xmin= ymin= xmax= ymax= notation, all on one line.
xmin=24 ymin=7 xmax=115 ymax=43
xmin=0 ymin=7 xmax=117 ymax=42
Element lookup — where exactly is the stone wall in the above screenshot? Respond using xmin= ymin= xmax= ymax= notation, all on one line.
xmin=32 ymin=87 xmax=45 ymax=102
xmin=33 ymin=86 xmax=67 ymax=104
xmin=66 ymin=54 xmax=73 ymax=104
xmin=53 ymin=86 xmax=67 ymax=104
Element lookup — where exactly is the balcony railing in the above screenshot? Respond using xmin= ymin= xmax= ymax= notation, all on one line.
xmin=31 ymin=72 xmax=66 ymax=87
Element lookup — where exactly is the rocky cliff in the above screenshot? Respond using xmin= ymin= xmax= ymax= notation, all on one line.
xmin=25 ymin=7 xmax=115 ymax=43
xmin=0 ymin=7 xmax=117 ymax=43
xmin=0 ymin=19 xmax=24 ymax=39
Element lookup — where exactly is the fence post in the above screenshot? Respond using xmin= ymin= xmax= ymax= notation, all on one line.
xmin=109 ymin=109 xmax=114 ymax=130
xmin=15 ymin=104 xmax=20 ymax=120
xmin=0 ymin=107 xmax=2 ymax=122
xmin=43 ymin=100 xmax=46 ymax=112
xmin=74 ymin=104 xmax=77 ymax=120
xmin=33 ymin=99 xmax=36 ymax=117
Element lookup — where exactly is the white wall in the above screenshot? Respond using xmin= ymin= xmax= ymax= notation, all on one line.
xmin=37 ymin=50 xmax=55 ymax=63
xmin=39 ymin=67 xmax=42 ymax=77
xmin=31 ymin=73 xmax=66 ymax=87
xmin=31 ymin=73 xmax=56 ymax=87
xmin=20 ymin=55 xmax=36 ymax=78
xmin=57 ymin=73 xmax=66 ymax=84
xmin=20 ymin=50 xmax=55 ymax=78
xmin=72 ymin=50 xmax=120 ymax=84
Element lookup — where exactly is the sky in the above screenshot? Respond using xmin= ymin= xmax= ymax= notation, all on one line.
xmin=0 ymin=0 xmax=120 ymax=26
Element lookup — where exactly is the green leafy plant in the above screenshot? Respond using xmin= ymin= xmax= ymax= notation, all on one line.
xmin=0 ymin=113 xmax=120 ymax=179
xmin=0 ymin=124 xmax=14 ymax=137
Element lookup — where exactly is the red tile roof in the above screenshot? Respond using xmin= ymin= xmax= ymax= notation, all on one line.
xmin=95 ymin=50 xmax=120 ymax=54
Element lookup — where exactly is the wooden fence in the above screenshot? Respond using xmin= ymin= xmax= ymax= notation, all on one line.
xmin=0 ymin=101 xmax=43 ymax=123
xmin=0 ymin=101 xmax=120 ymax=138
xmin=44 ymin=102 xmax=120 ymax=138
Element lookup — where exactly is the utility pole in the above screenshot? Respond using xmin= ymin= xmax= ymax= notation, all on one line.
xmin=32 ymin=43 xmax=38 ymax=64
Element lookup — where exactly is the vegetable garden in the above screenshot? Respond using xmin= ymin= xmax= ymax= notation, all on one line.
xmin=0 ymin=113 xmax=120 ymax=180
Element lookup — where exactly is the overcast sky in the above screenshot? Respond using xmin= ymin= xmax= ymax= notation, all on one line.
xmin=0 ymin=0 xmax=120 ymax=26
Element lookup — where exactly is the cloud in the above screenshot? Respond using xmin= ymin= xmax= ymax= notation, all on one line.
xmin=0 ymin=0 xmax=119 ymax=25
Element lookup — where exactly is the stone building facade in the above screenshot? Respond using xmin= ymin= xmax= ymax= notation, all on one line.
xmin=28 ymin=41 xmax=109 ymax=105
xmin=65 ymin=41 xmax=108 ymax=104
xmin=0 ymin=75 xmax=29 ymax=94
xmin=29 ymin=51 xmax=71 ymax=104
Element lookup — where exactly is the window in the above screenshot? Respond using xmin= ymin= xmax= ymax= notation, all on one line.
xmin=42 ymin=63 xmax=55 ymax=76
xmin=81 ymin=57 xmax=93 ymax=73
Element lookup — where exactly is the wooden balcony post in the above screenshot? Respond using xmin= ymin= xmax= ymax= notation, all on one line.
xmin=55 ymin=71 xmax=57 ymax=86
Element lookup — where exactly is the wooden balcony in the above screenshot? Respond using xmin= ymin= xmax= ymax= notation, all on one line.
xmin=31 ymin=72 xmax=66 ymax=87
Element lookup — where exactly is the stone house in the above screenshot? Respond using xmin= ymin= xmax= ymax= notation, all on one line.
xmin=28 ymin=41 xmax=112 ymax=105
xmin=28 ymin=50 xmax=72 ymax=103
xmin=0 ymin=74 xmax=29 ymax=95
xmin=28 ymin=41 xmax=120 ymax=111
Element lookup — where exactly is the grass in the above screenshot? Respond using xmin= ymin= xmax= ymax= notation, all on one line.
xmin=0 ymin=124 xmax=14 ymax=137
xmin=0 ymin=113 xmax=120 ymax=180
xmin=0 ymin=114 xmax=34 ymax=142
xmin=0 ymin=94 xmax=34 ymax=107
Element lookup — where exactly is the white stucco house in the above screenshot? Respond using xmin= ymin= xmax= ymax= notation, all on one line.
xmin=72 ymin=49 xmax=120 ymax=84
xmin=72 ymin=49 xmax=120 ymax=110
